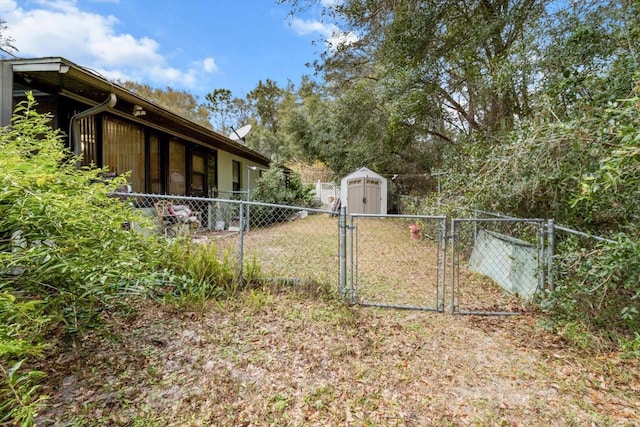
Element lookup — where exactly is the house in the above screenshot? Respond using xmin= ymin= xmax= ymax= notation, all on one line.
xmin=0 ymin=57 xmax=270 ymax=198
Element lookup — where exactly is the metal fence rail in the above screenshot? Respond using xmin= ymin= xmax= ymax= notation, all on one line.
xmin=114 ymin=192 xmax=339 ymax=290
xmin=549 ymin=223 xmax=616 ymax=296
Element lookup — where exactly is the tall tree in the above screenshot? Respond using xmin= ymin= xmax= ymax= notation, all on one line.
xmin=247 ymin=79 xmax=285 ymax=134
xmin=535 ymin=0 xmax=639 ymax=118
xmin=204 ymin=88 xmax=253 ymax=135
xmin=204 ymin=88 xmax=234 ymax=134
xmin=326 ymin=0 xmax=545 ymax=139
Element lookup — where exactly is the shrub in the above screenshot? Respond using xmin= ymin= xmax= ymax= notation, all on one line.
xmin=541 ymin=234 xmax=640 ymax=345
xmin=0 ymin=294 xmax=49 ymax=427
xmin=251 ymin=164 xmax=314 ymax=206
xmin=159 ymin=239 xmax=238 ymax=305
xmin=0 ymin=93 xmax=164 ymax=330
xmin=0 ymin=94 xmax=165 ymax=424
xmin=249 ymin=164 xmax=315 ymax=227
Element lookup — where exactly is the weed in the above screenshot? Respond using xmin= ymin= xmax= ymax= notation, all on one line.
xmin=159 ymin=241 xmax=240 ymax=307
xmin=271 ymin=393 xmax=290 ymax=412
xmin=244 ymin=288 xmax=274 ymax=314
xmin=0 ymin=360 xmax=47 ymax=427
xmin=619 ymin=332 xmax=640 ymax=359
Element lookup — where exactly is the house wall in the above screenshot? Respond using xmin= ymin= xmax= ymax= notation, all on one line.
xmin=1 ymin=58 xmax=271 ymax=199
xmin=217 ymin=150 xmax=264 ymax=198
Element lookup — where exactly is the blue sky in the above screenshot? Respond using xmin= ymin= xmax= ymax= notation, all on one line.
xmin=1 ymin=0 xmax=351 ymax=102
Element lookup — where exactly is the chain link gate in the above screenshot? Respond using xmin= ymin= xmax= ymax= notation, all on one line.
xmin=450 ymin=217 xmax=547 ymax=315
xmin=345 ymin=213 xmax=447 ymax=312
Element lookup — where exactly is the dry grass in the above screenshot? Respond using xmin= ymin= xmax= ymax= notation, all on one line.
xmin=34 ymin=217 xmax=640 ymax=426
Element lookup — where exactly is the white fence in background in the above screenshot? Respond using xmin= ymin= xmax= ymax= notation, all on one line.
xmin=309 ymin=181 xmax=340 ymax=210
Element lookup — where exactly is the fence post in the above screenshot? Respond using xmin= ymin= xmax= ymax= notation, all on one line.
xmin=339 ymin=205 xmax=347 ymax=298
xmin=440 ymin=217 xmax=447 ymax=312
xmin=238 ymin=202 xmax=244 ymax=282
xmin=450 ymin=218 xmax=456 ymax=314
xmin=547 ymin=219 xmax=555 ymax=291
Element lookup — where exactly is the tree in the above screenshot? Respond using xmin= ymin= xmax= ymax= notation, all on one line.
xmin=247 ymin=79 xmax=285 ymax=134
xmin=245 ymin=79 xmax=305 ymax=162
xmin=204 ymin=88 xmax=253 ymax=135
xmin=535 ymin=0 xmax=639 ymax=118
xmin=292 ymin=0 xmax=546 ymax=142
xmin=0 ymin=19 xmax=17 ymax=57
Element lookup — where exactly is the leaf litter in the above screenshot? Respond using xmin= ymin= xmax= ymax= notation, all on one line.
xmin=33 ymin=216 xmax=639 ymax=425
xmin=34 ymin=290 xmax=639 ymax=426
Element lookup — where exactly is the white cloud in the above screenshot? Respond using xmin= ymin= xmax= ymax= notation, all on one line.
xmin=291 ymin=17 xmax=357 ymax=51
xmin=320 ymin=0 xmax=342 ymax=8
xmin=326 ymin=30 xmax=359 ymax=50
xmin=291 ymin=17 xmax=333 ymax=37
xmin=1 ymin=0 xmax=216 ymax=88
xmin=202 ymin=57 xmax=218 ymax=73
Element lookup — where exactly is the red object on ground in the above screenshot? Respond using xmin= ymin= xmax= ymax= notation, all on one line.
xmin=409 ymin=223 xmax=421 ymax=240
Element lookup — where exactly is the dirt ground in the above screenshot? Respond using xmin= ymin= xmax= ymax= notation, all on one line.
xmin=35 ymin=290 xmax=640 ymax=426
xmin=32 ymin=216 xmax=640 ymax=426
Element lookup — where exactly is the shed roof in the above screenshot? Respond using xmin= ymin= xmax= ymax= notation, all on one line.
xmin=342 ymin=167 xmax=386 ymax=181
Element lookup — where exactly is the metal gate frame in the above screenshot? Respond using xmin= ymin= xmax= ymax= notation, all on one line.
xmin=336 ymin=208 xmax=552 ymax=315
xmin=344 ymin=212 xmax=447 ymax=312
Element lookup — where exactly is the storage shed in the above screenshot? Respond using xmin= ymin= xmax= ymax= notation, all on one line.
xmin=340 ymin=167 xmax=387 ymax=215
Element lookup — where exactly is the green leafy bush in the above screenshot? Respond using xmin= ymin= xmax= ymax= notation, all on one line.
xmin=539 ymin=95 xmax=640 ymax=346
xmin=541 ymin=235 xmax=640 ymax=345
xmin=249 ymin=164 xmax=315 ymax=227
xmin=0 ymin=293 xmax=49 ymax=426
xmin=0 ymin=94 xmax=166 ymax=424
xmin=159 ymin=239 xmax=237 ymax=305
xmin=251 ymin=164 xmax=314 ymax=207
xmin=0 ymin=94 xmax=164 ymax=330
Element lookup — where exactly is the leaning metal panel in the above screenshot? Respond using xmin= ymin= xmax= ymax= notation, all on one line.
xmin=450 ymin=218 xmax=546 ymax=315
xmin=350 ymin=214 xmax=447 ymax=312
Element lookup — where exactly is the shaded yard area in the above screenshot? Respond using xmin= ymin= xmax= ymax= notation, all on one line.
xmin=36 ymin=293 xmax=639 ymax=426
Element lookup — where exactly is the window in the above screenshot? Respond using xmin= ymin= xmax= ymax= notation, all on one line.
xmin=232 ymin=160 xmax=241 ymax=192
xmin=191 ymin=153 xmax=206 ymax=196
xmin=102 ymin=116 xmax=145 ymax=191
xmin=149 ymin=134 xmax=161 ymax=194
xmin=169 ymin=138 xmax=186 ymax=195
xmin=207 ymin=152 xmax=217 ymax=197
xmin=79 ymin=116 xmax=97 ymax=167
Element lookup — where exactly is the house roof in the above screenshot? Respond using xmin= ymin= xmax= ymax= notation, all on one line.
xmin=5 ymin=57 xmax=271 ymax=166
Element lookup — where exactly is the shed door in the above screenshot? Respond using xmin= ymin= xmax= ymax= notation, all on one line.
xmin=347 ymin=176 xmax=381 ymax=214
xmin=364 ymin=178 xmax=381 ymax=214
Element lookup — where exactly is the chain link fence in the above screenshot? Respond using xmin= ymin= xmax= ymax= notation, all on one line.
xmin=450 ymin=216 xmax=546 ymax=315
xmin=548 ymin=223 xmax=616 ymax=291
xmin=543 ymin=223 xmax=624 ymax=326
xmin=113 ymin=192 xmax=622 ymax=317
xmin=114 ymin=192 xmax=339 ymax=291
xmin=348 ymin=214 xmax=447 ymax=311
